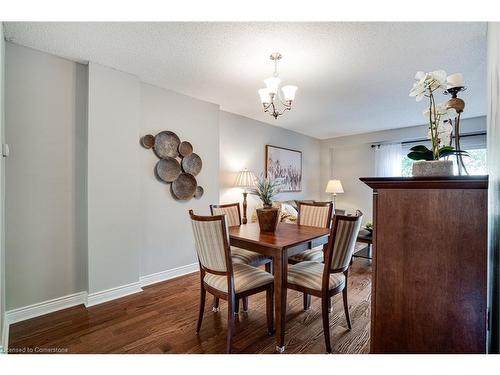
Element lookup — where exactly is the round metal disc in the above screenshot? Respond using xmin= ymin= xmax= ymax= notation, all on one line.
xmin=155 ymin=157 xmax=181 ymax=183
xmin=140 ymin=134 xmax=155 ymax=149
xmin=194 ymin=186 xmax=204 ymax=199
xmin=154 ymin=131 xmax=180 ymax=159
xmin=178 ymin=141 xmax=193 ymax=157
xmin=171 ymin=173 xmax=197 ymax=200
xmin=181 ymin=153 xmax=202 ymax=176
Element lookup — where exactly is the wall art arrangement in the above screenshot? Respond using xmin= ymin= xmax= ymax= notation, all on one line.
xmin=141 ymin=131 xmax=204 ymax=201
xmin=265 ymin=145 xmax=302 ymax=192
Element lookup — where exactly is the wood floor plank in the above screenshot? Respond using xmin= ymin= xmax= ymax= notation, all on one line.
xmin=8 ymin=259 xmax=372 ymax=354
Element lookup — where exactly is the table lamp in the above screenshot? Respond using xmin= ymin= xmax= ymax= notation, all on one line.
xmin=325 ymin=179 xmax=344 ymax=212
xmin=234 ymin=169 xmax=257 ymax=224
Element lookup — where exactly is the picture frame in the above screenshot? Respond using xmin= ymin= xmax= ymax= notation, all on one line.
xmin=265 ymin=145 xmax=302 ymax=192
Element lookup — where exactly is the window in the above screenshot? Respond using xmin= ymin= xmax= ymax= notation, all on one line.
xmin=401 ymin=133 xmax=487 ymax=177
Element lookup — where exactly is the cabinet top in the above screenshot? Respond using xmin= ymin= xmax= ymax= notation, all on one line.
xmin=360 ymin=175 xmax=488 ymax=190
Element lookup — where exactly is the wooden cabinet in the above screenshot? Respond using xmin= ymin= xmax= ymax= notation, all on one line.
xmin=361 ymin=176 xmax=488 ymax=353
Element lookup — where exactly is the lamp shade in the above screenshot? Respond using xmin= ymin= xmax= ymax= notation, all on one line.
xmin=234 ymin=169 xmax=257 ymax=188
xmin=264 ymin=77 xmax=281 ymax=95
xmin=325 ymin=179 xmax=344 ymax=194
xmin=258 ymin=88 xmax=271 ymax=104
xmin=281 ymin=85 xmax=298 ymax=102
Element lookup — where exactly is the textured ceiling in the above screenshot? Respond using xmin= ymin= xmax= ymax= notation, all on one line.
xmin=3 ymin=22 xmax=487 ymax=139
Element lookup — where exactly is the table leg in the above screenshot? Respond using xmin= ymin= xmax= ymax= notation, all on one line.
xmin=273 ymin=250 xmax=287 ymax=353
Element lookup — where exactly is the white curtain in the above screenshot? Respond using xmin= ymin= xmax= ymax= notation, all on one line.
xmin=374 ymin=143 xmax=402 ymax=177
xmin=487 ymin=22 xmax=500 ymax=353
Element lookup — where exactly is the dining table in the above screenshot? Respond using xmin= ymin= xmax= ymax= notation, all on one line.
xmin=229 ymin=222 xmax=330 ymax=353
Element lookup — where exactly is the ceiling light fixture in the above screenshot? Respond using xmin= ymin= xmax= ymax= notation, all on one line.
xmin=258 ymin=52 xmax=298 ymax=119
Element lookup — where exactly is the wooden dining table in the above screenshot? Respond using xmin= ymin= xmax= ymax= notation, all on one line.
xmin=229 ymin=222 xmax=330 ymax=353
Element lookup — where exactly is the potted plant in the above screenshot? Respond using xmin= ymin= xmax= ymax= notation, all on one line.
xmin=408 ymin=70 xmax=468 ymax=176
xmin=250 ymin=175 xmax=282 ymax=232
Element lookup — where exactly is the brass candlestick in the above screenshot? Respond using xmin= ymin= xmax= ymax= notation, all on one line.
xmin=444 ymin=86 xmax=468 ymax=175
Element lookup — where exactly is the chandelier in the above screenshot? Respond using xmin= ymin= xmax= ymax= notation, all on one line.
xmin=257 ymin=52 xmax=298 ymax=119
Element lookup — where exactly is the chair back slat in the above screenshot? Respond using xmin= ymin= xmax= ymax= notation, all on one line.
xmin=297 ymin=202 xmax=333 ymax=228
xmin=327 ymin=212 xmax=363 ymax=272
xmin=210 ymin=203 xmax=241 ymax=227
xmin=190 ymin=213 xmax=230 ymax=273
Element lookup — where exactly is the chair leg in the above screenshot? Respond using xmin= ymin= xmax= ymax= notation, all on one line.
xmin=328 ymin=297 xmax=333 ymax=313
xmin=234 ymin=298 xmax=240 ymax=315
xmin=342 ymin=288 xmax=352 ymax=330
xmin=212 ymin=297 xmax=220 ymax=312
xmin=196 ymin=287 xmax=206 ymax=333
xmin=321 ymin=295 xmax=332 ymax=353
xmin=266 ymin=285 xmax=274 ymax=335
xmin=227 ymin=294 xmax=235 ymax=354
xmin=242 ymin=297 xmax=249 ymax=312
xmin=303 ymin=293 xmax=311 ymax=311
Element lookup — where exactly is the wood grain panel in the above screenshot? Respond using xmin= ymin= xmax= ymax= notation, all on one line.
xmin=370 ymin=184 xmax=487 ymax=353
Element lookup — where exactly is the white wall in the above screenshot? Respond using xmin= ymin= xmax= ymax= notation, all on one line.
xmin=1 ymin=23 xmax=6 ymax=350
xmin=219 ymin=111 xmax=321 ymax=217
xmin=139 ymin=83 xmax=219 ymax=276
xmin=5 ymin=43 xmax=88 ymax=309
xmin=87 ymin=63 xmax=142 ymax=294
xmin=320 ymin=116 xmax=487 ymax=223
xmin=486 ymin=21 xmax=500 ymax=353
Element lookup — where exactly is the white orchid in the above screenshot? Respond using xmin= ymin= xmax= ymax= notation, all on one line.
xmin=408 ymin=70 xmax=468 ymax=161
xmin=423 ymin=102 xmax=456 ymax=147
xmin=427 ymin=120 xmax=454 ymax=147
xmin=409 ymin=70 xmax=448 ymax=102
xmin=422 ymin=103 xmax=457 ymax=122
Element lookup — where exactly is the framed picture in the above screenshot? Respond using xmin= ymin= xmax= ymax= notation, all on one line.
xmin=265 ymin=145 xmax=302 ymax=192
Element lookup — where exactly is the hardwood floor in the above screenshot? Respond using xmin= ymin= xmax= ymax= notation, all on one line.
xmin=8 ymin=259 xmax=371 ymax=354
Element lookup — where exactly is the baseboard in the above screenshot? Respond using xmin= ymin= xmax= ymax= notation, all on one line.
xmin=1 ymin=316 xmax=9 ymax=353
xmin=5 ymin=291 xmax=88 ymax=327
xmin=140 ymin=262 xmax=199 ymax=287
xmin=86 ymin=282 xmax=142 ymax=307
xmin=0 ymin=263 xmax=200 ymax=345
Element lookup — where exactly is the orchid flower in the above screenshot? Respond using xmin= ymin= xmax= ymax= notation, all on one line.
xmin=409 ymin=70 xmax=448 ymax=102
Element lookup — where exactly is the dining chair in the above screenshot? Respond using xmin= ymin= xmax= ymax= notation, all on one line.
xmin=189 ymin=210 xmax=274 ymax=353
xmin=289 ymin=201 xmax=333 ymax=264
xmin=286 ymin=211 xmax=363 ymax=353
xmin=289 ymin=202 xmax=333 ymax=311
xmin=210 ymin=202 xmax=273 ymax=313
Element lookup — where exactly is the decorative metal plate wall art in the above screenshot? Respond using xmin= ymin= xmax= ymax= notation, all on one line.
xmin=181 ymin=153 xmax=202 ymax=176
xmin=141 ymin=131 xmax=204 ymax=201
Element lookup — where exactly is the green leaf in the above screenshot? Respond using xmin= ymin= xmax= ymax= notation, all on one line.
xmin=407 ymin=150 xmax=433 ymax=161
xmin=438 ymin=146 xmax=469 ymax=159
xmin=409 ymin=145 xmax=432 ymax=153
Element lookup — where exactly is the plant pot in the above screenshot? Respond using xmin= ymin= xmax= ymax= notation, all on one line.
xmin=411 ymin=160 xmax=453 ymax=177
xmin=256 ymin=207 xmax=280 ymax=232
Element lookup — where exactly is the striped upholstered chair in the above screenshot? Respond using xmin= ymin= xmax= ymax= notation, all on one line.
xmin=288 ymin=202 xmax=333 ymax=264
xmin=210 ymin=203 xmax=272 ymax=313
xmin=286 ymin=211 xmax=363 ymax=353
xmin=189 ymin=210 xmax=274 ymax=354
xmin=288 ymin=202 xmax=333 ymax=311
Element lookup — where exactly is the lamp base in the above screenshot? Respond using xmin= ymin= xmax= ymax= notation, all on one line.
xmin=242 ymin=191 xmax=248 ymax=224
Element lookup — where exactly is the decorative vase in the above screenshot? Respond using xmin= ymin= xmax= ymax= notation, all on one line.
xmin=411 ymin=160 xmax=453 ymax=177
xmin=256 ymin=207 xmax=280 ymax=232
